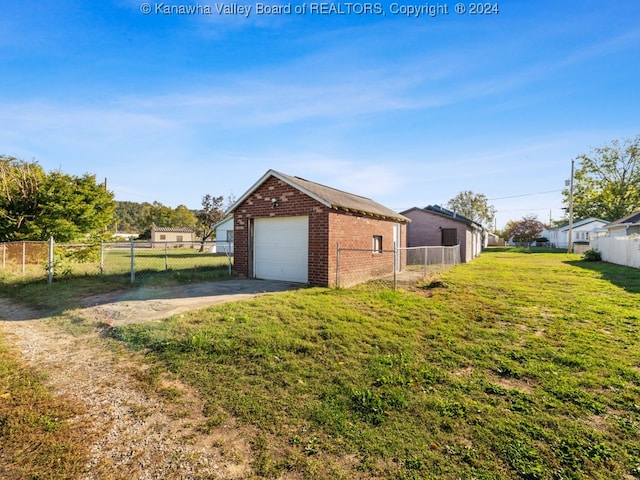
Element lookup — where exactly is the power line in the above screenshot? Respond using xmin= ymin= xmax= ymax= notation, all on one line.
xmin=498 ymin=207 xmax=563 ymax=213
xmin=488 ymin=189 xmax=563 ymax=201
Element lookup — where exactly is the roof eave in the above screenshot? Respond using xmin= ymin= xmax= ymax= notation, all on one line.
xmin=333 ymin=205 xmax=410 ymax=223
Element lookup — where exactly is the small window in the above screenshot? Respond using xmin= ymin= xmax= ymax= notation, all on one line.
xmin=159 ymin=234 xmax=166 ymax=240
xmin=226 ymin=230 xmax=234 ymax=242
xmin=176 ymin=235 xmax=183 ymax=242
xmin=372 ymin=235 xmax=383 ymax=254
xmin=441 ymin=228 xmax=457 ymax=246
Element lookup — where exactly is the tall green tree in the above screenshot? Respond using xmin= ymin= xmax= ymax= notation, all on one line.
xmin=0 ymin=156 xmax=45 ymax=240
xmin=0 ymin=156 xmax=115 ymax=242
xmin=171 ymin=204 xmax=197 ymax=228
xmin=446 ymin=190 xmax=496 ymax=227
xmin=142 ymin=201 xmax=174 ymax=230
xmin=36 ymin=171 xmax=115 ymax=241
xmin=563 ymin=135 xmax=640 ymax=221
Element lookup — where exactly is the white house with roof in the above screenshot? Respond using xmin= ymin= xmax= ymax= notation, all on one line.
xmin=548 ymin=217 xmax=608 ymax=249
xmin=603 ymin=210 xmax=640 ymax=237
xmin=589 ymin=210 xmax=640 ymax=268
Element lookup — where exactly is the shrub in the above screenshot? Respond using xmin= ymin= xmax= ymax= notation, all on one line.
xmin=582 ymin=249 xmax=602 ymax=262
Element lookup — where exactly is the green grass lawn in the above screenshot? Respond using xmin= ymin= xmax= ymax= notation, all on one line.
xmin=110 ymin=248 xmax=640 ymax=479
xmin=101 ymin=247 xmax=231 ymax=275
xmin=2 ymin=247 xmax=640 ymax=479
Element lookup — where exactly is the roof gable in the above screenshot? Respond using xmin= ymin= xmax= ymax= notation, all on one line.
xmin=607 ymin=210 xmax=640 ymax=226
xmin=213 ymin=215 xmax=234 ymax=230
xmin=553 ymin=217 xmax=608 ymax=232
xmin=229 ymin=169 xmax=410 ymax=223
xmin=401 ymin=205 xmax=482 ymax=229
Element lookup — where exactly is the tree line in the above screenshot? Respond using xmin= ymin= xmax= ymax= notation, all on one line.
xmin=2 ymin=135 xmax=638 ymax=244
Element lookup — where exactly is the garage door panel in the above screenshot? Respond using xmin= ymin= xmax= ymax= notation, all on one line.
xmin=254 ymin=216 xmax=308 ymax=283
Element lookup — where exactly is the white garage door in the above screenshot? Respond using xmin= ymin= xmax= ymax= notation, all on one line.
xmin=254 ymin=216 xmax=308 ymax=283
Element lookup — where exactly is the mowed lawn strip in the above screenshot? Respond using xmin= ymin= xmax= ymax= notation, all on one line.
xmin=112 ymin=248 xmax=640 ymax=479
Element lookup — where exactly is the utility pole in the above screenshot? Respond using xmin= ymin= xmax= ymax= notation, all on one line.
xmin=567 ymin=160 xmax=574 ymax=253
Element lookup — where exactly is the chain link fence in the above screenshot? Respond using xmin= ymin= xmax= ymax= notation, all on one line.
xmin=403 ymin=245 xmax=461 ymax=275
xmin=336 ymin=244 xmax=461 ymax=288
xmin=0 ymin=239 xmax=233 ymax=283
xmin=336 ymin=247 xmax=398 ymax=288
xmin=0 ymin=241 xmax=49 ymax=276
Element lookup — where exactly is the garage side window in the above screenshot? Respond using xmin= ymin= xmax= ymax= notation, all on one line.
xmin=372 ymin=235 xmax=383 ymax=254
xmin=441 ymin=228 xmax=457 ymax=246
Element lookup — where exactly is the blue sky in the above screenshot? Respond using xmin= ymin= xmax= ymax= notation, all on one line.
xmin=2 ymin=1 xmax=639 ymax=229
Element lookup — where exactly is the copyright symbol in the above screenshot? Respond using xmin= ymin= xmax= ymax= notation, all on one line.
xmin=140 ymin=2 xmax=152 ymax=14
xmin=454 ymin=3 xmax=466 ymax=14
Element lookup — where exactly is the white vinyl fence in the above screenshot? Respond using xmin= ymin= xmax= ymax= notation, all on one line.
xmin=590 ymin=235 xmax=640 ymax=268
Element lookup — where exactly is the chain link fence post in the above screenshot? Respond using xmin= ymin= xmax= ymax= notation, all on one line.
xmin=47 ymin=237 xmax=54 ymax=284
xmin=130 ymin=238 xmax=135 ymax=284
xmin=100 ymin=242 xmax=104 ymax=275
xmin=393 ymin=241 xmax=397 ymax=291
xmin=164 ymin=242 xmax=169 ymax=271
xmin=335 ymin=242 xmax=340 ymax=287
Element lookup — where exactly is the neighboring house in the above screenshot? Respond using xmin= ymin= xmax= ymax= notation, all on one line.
xmin=548 ymin=218 xmax=608 ymax=248
xmin=590 ymin=210 xmax=640 ymax=268
xmin=603 ymin=210 xmax=640 ymax=237
xmin=400 ymin=205 xmax=484 ymax=263
xmin=150 ymin=227 xmax=195 ymax=246
xmin=228 ymin=169 xmax=410 ymax=286
xmin=213 ymin=215 xmax=234 ymax=254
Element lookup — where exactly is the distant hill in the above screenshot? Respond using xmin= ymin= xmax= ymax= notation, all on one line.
xmin=114 ymin=201 xmax=198 ymax=234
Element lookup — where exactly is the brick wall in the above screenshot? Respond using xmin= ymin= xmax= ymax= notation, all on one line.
xmin=234 ymin=175 xmax=406 ymax=286
xmin=327 ymin=212 xmax=406 ymax=286
xmin=233 ymin=176 xmax=330 ymax=285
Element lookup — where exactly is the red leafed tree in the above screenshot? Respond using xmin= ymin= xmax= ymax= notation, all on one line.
xmin=505 ymin=215 xmax=547 ymax=246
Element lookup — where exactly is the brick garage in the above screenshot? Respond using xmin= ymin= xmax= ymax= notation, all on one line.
xmin=229 ymin=170 xmax=410 ymax=286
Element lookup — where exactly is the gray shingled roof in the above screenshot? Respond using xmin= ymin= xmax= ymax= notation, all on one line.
xmin=152 ymin=227 xmax=194 ymax=232
xmin=608 ymin=210 xmax=640 ymax=226
xmin=231 ymin=169 xmax=410 ymax=223
xmin=400 ymin=205 xmax=483 ymax=229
